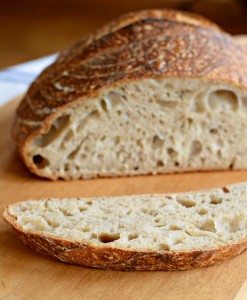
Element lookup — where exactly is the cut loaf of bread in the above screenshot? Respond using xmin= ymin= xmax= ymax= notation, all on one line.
xmin=3 ymin=182 xmax=247 ymax=271
xmin=13 ymin=9 xmax=247 ymax=180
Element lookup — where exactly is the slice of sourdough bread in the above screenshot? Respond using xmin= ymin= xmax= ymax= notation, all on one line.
xmin=13 ymin=9 xmax=247 ymax=180
xmin=3 ymin=182 xmax=247 ymax=271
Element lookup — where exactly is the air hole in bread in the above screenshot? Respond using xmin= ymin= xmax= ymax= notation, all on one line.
xmin=167 ymin=148 xmax=178 ymax=159
xmin=114 ymin=136 xmax=121 ymax=146
xmin=97 ymin=154 xmax=103 ymax=161
xmin=122 ymin=113 xmax=129 ymax=123
xmin=82 ymin=227 xmax=90 ymax=232
xmin=222 ymin=187 xmax=230 ymax=193
xmin=158 ymin=243 xmax=170 ymax=251
xmin=90 ymin=233 xmax=97 ymax=239
xmin=198 ymin=208 xmax=208 ymax=215
xmin=228 ymin=215 xmax=247 ymax=233
xmin=58 ymin=206 xmax=76 ymax=216
xmin=157 ymin=160 xmax=164 ymax=167
xmin=152 ymin=134 xmax=164 ymax=149
xmin=76 ymin=110 xmax=100 ymax=133
xmin=128 ymin=233 xmax=139 ymax=240
xmin=79 ymin=207 xmax=87 ymax=212
xmin=100 ymin=99 xmax=108 ymax=112
xmin=210 ymin=128 xmax=218 ymax=134
xmin=143 ymin=209 xmax=158 ymax=216
xmin=76 ymin=119 xmax=88 ymax=133
xmin=137 ymin=139 xmax=143 ymax=147
xmin=150 ymin=210 xmax=159 ymax=216
xmin=241 ymin=97 xmax=247 ymax=108
xmin=210 ymin=198 xmax=222 ymax=205
xmin=98 ymin=233 xmax=120 ymax=243
xmin=190 ymin=140 xmax=202 ymax=156
xmin=157 ymin=100 xmax=178 ymax=109
xmin=192 ymin=92 xmax=205 ymax=112
xmin=46 ymin=218 xmax=60 ymax=228
xmin=33 ymin=115 xmax=70 ymax=148
xmin=67 ymin=145 xmax=82 ymax=160
xmin=217 ymin=150 xmax=222 ymax=159
xmin=173 ymin=238 xmax=183 ymax=245
xmin=81 ymin=154 xmax=87 ymax=160
xmin=164 ymin=83 xmax=174 ymax=90
xmin=33 ymin=155 xmax=50 ymax=169
xmin=185 ymin=230 xmax=192 ymax=236
xmin=229 ymin=158 xmax=236 ymax=169
xmin=134 ymin=84 xmax=143 ymax=93
xmin=64 ymin=163 xmax=70 ymax=171
xmin=199 ymin=220 xmax=216 ymax=233
xmin=208 ymin=90 xmax=238 ymax=111
xmin=187 ymin=118 xmax=193 ymax=126
xmin=177 ymin=199 xmax=196 ymax=208
xmin=63 ymin=129 xmax=74 ymax=143
xmin=103 ymin=91 xmax=123 ymax=111
xmin=170 ymin=225 xmax=182 ymax=230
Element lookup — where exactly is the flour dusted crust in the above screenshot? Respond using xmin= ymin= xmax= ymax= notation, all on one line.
xmin=12 ymin=9 xmax=247 ymax=180
xmin=3 ymin=183 xmax=247 ymax=271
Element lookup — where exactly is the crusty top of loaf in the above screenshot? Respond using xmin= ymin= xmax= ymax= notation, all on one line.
xmin=13 ymin=9 xmax=247 ymax=150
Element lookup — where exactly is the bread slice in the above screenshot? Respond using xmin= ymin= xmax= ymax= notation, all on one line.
xmin=13 ymin=9 xmax=247 ymax=180
xmin=3 ymin=182 xmax=247 ymax=271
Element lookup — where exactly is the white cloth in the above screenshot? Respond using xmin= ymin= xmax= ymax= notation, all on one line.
xmin=0 ymin=54 xmax=57 ymax=106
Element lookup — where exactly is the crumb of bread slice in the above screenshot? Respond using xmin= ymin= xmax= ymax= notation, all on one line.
xmin=3 ymin=182 xmax=247 ymax=270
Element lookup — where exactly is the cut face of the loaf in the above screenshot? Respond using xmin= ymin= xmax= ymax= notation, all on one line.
xmin=28 ymin=78 xmax=247 ymax=179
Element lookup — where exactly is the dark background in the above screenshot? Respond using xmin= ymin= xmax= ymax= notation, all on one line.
xmin=0 ymin=0 xmax=247 ymax=68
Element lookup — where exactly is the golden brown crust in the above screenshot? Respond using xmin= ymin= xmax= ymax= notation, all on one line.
xmin=13 ymin=9 xmax=247 ymax=179
xmin=3 ymin=206 xmax=247 ymax=271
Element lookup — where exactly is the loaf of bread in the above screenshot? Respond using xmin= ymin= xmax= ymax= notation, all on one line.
xmin=3 ymin=182 xmax=247 ymax=271
xmin=13 ymin=9 xmax=247 ymax=180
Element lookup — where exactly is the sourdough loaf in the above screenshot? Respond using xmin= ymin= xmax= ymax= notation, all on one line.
xmin=3 ymin=182 xmax=247 ymax=271
xmin=13 ymin=9 xmax=247 ymax=180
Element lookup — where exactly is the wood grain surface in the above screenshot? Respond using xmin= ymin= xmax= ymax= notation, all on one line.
xmin=1 ymin=97 xmax=247 ymax=299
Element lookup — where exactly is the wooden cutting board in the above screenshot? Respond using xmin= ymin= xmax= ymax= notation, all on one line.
xmin=1 ymin=97 xmax=247 ymax=300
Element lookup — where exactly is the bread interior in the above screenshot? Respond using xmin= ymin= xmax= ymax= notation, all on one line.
xmin=8 ymin=184 xmax=247 ymax=251
xmin=28 ymin=78 xmax=247 ymax=179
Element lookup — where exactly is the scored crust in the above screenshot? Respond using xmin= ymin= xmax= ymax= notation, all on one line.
xmin=12 ymin=9 xmax=247 ymax=179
